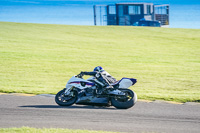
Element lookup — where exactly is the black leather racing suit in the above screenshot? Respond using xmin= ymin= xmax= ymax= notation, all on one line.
xmin=81 ymin=71 xmax=116 ymax=87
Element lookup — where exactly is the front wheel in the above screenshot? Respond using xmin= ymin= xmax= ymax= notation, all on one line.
xmin=55 ymin=89 xmax=78 ymax=106
xmin=111 ymin=89 xmax=137 ymax=109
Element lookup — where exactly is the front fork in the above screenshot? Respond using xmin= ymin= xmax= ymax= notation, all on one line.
xmin=64 ymin=86 xmax=74 ymax=96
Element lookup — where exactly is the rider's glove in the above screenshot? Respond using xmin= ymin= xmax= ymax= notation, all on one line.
xmin=80 ymin=71 xmax=85 ymax=75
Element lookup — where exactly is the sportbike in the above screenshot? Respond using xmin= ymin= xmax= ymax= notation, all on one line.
xmin=55 ymin=73 xmax=137 ymax=109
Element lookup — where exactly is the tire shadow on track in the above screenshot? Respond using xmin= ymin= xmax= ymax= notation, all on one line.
xmin=19 ymin=105 xmax=117 ymax=110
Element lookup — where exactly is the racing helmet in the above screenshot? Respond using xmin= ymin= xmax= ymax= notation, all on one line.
xmin=93 ymin=66 xmax=104 ymax=72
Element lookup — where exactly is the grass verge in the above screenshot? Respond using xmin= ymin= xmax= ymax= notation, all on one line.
xmin=0 ymin=22 xmax=200 ymax=103
xmin=0 ymin=127 xmax=118 ymax=133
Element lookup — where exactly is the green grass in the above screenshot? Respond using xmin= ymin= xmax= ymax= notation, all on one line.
xmin=0 ymin=22 xmax=200 ymax=103
xmin=0 ymin=127 xmax=118 ymax=133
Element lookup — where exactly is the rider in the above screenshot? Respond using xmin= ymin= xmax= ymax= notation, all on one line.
xmin=80 ymin=66 xmax=116 ymax=89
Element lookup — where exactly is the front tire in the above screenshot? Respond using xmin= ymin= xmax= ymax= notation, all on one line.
xmin=55 ymin=89 xmax=78 ymax=106
xmin=111 ymin=89 xmax=137 ymax=109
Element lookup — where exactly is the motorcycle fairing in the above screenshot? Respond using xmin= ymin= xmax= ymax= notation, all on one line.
xmin=66 ymin=76 xmax=95 ymax=90
xmin=70 ymin=81 xmax=94 ymax=87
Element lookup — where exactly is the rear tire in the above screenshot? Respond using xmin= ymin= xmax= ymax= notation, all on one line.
xmin=55 ymin=89 xmax=78 ymax=106
xmin=111 ymin=89 xmax=137 ymax=109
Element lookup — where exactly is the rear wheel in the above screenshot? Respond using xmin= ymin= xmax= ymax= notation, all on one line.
xmin=111 ymin=89 xmax=137 ymax=109
xmin=55 ymin=89 xmax=78 ymax=106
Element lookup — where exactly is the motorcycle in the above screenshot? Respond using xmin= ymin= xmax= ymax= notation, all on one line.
xmin=55 ymin=73 xmax=137 ymax=109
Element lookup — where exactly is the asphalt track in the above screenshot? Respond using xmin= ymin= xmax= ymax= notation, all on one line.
xmin=0 ymin=94 xmax=200 ymax=133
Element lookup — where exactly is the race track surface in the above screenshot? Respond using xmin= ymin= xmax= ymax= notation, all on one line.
xmin=0 ymin=94 xmax=200 ymax=133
